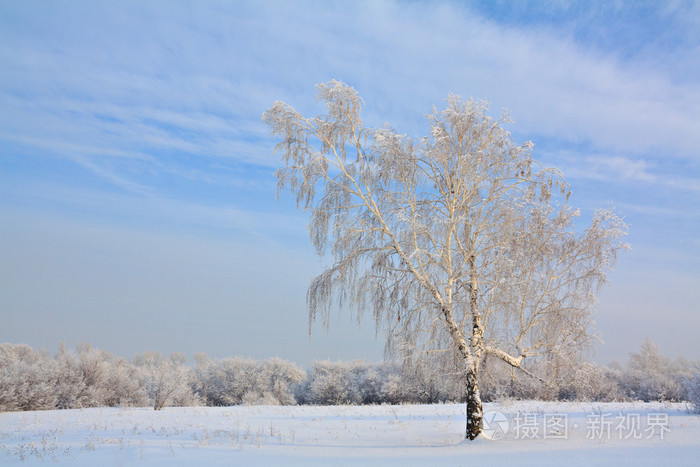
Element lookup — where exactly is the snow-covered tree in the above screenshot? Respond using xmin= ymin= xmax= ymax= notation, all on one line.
xmin=686 ymin=374 xmax=700 ymax=413
xmin=0 ymin=344 xmax=55 ymax=411
xmin=547 ymin=359 xmax=627 ymax=402
xmin=379 ymin=372 xmax=406 ymax=405
xmin=259 ymin=357 xmax=306 ymax=405
xmin=206 ymin=356 xmax=259 ymax=406
xmin=53 ymin=343 xmax=113 ymax=408
xmin=350 ymin=364 xmax=384 ymax=404
xmin=133 ymin=352 xmax=198 ymax=410
xmin=194 ymin=355 xmax=305 ymax=406
xmin=264 ymin=80 xmax=628 ymax=439
xmin=622 ymin=339 xmax=693 ymax=402
xmin=53 ymin=343 xmax=149 ymax=409
xmin=304 ymin=360 xmax=352 ymax=405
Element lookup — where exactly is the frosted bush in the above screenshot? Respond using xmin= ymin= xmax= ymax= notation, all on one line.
xmin=133 ymin=352 xmax=196 ymax=410
xmin=306 ymin=361 xmax=351 ymax=405
xmin=194 ymin=355 xmax=305 ymax=406
xmin=686 ymin=375 xmax=700 ymax=413
xmin=0 ymin=344 xmax=56 ymax=411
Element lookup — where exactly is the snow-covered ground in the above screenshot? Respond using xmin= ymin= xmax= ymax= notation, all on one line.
xmin=1 ymin=401 xmax=698 ymax=465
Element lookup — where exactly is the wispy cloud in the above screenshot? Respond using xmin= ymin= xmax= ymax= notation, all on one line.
xmin=1 ymin=176 xmax=307 ymax=244
xmin=565 ymin=155 xmax=658 ymax=184
xmin=557 ymin=152 xmax=700 ymax=193
xmin=2 ymin=1 xmax=699 ymax=188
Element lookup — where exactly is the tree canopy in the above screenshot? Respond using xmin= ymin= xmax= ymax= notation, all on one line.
xmin=263 ymin=80 xmax=628 ymax=439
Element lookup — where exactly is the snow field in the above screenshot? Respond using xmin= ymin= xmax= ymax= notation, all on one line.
xmin=1 ymin=402 xmax=698 ymax=466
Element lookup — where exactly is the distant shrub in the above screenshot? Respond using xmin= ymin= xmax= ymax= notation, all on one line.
xmin=685 ymin=375 xmax=700 ymax=413
xmin=0 ymin=344 xmax=56 ymax=411
xmin=194 ymin=355 xmax=305 ymax=406
xmin=133 ymin=351 xmax=201 ymax=410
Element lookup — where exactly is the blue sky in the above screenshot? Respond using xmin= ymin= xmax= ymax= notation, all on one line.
xmin=1 ymin=0 xmax=699 ymax=365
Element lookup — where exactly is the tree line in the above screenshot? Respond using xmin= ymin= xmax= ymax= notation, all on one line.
xmin=1 ymin=340 xmax=698 ymax=413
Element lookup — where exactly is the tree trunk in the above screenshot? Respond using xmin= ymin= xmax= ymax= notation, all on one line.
xmin=465 ymin=255 xmax=484 ymax=440
xmin=465 ymin=364 xmax=483 ymax=440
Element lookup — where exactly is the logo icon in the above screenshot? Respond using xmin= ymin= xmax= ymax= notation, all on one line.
xmin=482 ymin=411 xmax=509 ymax=440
